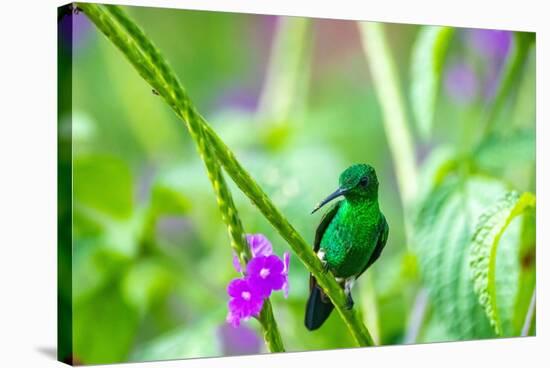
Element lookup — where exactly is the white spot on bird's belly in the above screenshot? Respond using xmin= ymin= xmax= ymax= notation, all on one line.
xmin=317 ymin=249 xmax=325 ymax=261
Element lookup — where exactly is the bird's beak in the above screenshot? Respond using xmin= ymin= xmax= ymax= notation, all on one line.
xmin=311 ymin=187 xmax=348 ymax=214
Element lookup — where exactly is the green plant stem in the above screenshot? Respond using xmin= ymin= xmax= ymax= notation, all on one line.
xmin=257 ymin=300 xmax=285 ymax=352
xmin=78 ymin=3 xmax=286 ymax=352
xmin=403 ymin=288 xmax=428 ymax=344
xmin=358 ymin=22 xmax=418 ymax=238
xmin=358 ymin=22 xmax=418 ymax=208
xmin=521 ymin=287 xmax=536 ymax=336
xmin=79 ymin=3 xmax=375 ymax=347
xmin=255 ymin=17 xmax=310 ymax=126
xmin=482 ymin=32 xmax=532 ymax=137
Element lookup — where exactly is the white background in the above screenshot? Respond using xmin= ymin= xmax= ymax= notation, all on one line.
xmin=0 ymin=0 xmax=546 ymax=367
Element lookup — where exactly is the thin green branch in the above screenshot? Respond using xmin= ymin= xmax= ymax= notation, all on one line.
xmin=521 ymin=287 xmax=536 ymax=336
xmin=482 ymin=32 xmax=533 ymax=137
xmin=403 ymin=288 xmax=428 ymax=344
xmin=358 ymin=22 xmax=418 ymax=210
xmin=255 ymin=17 xmax=310 ymax=126
xmin=79 ymin=2 xmax=375 ymax=347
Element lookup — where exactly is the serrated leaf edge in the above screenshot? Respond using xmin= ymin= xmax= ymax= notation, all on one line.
xmin=469 ymin=191 xmax=536 ymax=335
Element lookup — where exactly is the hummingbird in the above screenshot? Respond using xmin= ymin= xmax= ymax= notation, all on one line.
xmin=304 ymin=163 xmax=388 ymax=331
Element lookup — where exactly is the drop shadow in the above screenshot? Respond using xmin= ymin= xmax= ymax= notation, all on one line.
xmin=36 ymin=346 xmax=57 ymax=360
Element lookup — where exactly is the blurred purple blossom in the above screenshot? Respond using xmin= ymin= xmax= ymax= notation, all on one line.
xmin=483 ymin=67 xmax=502 ymax=101
xmin=217 ymin=324 xmax=261 ymax=355
xmin=444 ymin=62 xmax=478 ymax=104
xmin=214 ymin=86 xmax=260 ymax=113
xmin=466 ymin=29 xmax=514 ymax=100
xmin=467 ymin=29 xmax=513 ymax=61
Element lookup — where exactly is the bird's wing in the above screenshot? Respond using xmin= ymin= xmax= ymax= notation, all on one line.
xmin=358 ymin=214 xmax=389 ymax=278
xmin=313 ymin=200 xmax=342 ymax=253
xmin=308 ymin=200 xmax=342 ymax=311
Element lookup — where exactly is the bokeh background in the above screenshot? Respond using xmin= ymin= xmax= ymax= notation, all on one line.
xmin=58 ymin=4 xmax=536 ymax=365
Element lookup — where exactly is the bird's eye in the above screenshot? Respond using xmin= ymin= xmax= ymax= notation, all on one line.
xmin=359 ymin=177 xmax=369 ymax=187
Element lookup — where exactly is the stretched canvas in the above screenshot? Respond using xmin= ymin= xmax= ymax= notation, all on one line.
xmin=58 ymin=2 xmax=536 ymax=365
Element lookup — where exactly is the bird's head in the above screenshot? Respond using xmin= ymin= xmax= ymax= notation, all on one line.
xmin=311 ymin=164 xmax=379 ymax=214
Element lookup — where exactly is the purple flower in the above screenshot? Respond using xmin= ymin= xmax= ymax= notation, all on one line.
xmin=444 ymin=62 xmax=478 ymax=104
xmin=226 ymin=279 xmax=264 ymax=327
xmin=247 ymin=255 xmax=286 ymax=298
xmin=247 ymin=234 xmax=273 ymax=257
xmin=233 ymin=233 xmax=273 ymax=272
xmin=226 ymin=233 xmax=291 ymax=327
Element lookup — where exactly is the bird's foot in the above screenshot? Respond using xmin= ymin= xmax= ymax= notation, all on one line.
xmin=345 ymin=294 xmax=354 ymax=310
xmin=344 ymin=277 xmax=356 ymax=310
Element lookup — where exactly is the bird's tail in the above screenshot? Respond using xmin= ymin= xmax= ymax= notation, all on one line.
xmin=304 ymin=274 xmax=334 ymax=330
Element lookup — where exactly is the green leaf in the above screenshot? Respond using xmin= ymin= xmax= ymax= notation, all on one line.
xmin=412 ymin=175 xmax=508 ymax=339
xmin=469 ymin=191 xmax=536 ymax=335
xmin=122 ymin=259 xmax=176 ymax=315
xmin=474 ymin=128 xmax=535 ymax=173
xmin=74 ymin=155 xmax=134 ymax=219
xmin=410 ymin=26 xmax=454 ymax=139
xmin=130 ymin=311 xmax=225 ymax=361
xmin=150 ymin=183 xmax=191 ymax=216
xmin=72 ymin=208 xmax=143 ymax=302
xmin=416 ymin=146 xmax=458 ymax=203
xmin=74 ymin=285 xmax=139 ymax=364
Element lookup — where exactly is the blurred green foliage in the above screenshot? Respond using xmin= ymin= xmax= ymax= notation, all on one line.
xmin=59 ymin=4 xmax=535 ymax=365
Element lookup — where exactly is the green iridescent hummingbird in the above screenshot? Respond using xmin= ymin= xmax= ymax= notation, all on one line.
xmin=304 ymin=163 xmax=389 ymax=330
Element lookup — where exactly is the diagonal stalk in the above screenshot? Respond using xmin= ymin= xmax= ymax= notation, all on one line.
xmin=78 ymin=3 xmax=375 ymax=347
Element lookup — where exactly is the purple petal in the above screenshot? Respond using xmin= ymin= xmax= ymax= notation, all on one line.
xmin=247 ymin=255 xmax=285 ymax=277
xmin=282 ymin=281 xmax=289 ymax=299
xmin=232 ymin=253 xmax=242 ymax=273
xmin=227 ymin=278 xmax=248 ymax=298
xmin=246 ymin=255 xmax=286 ymax=297
xmin=226 ymin=311 xmax=241 ymax=327
xmin=246 ymin=234 xmax=273 ymax=257
xmin=282 ymin=252 xmax=290 ymax=298
xmin=283 ymin=252 xmax=290 ymax=274
xmin=228 ymin=292 xmax=264 ymax=323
